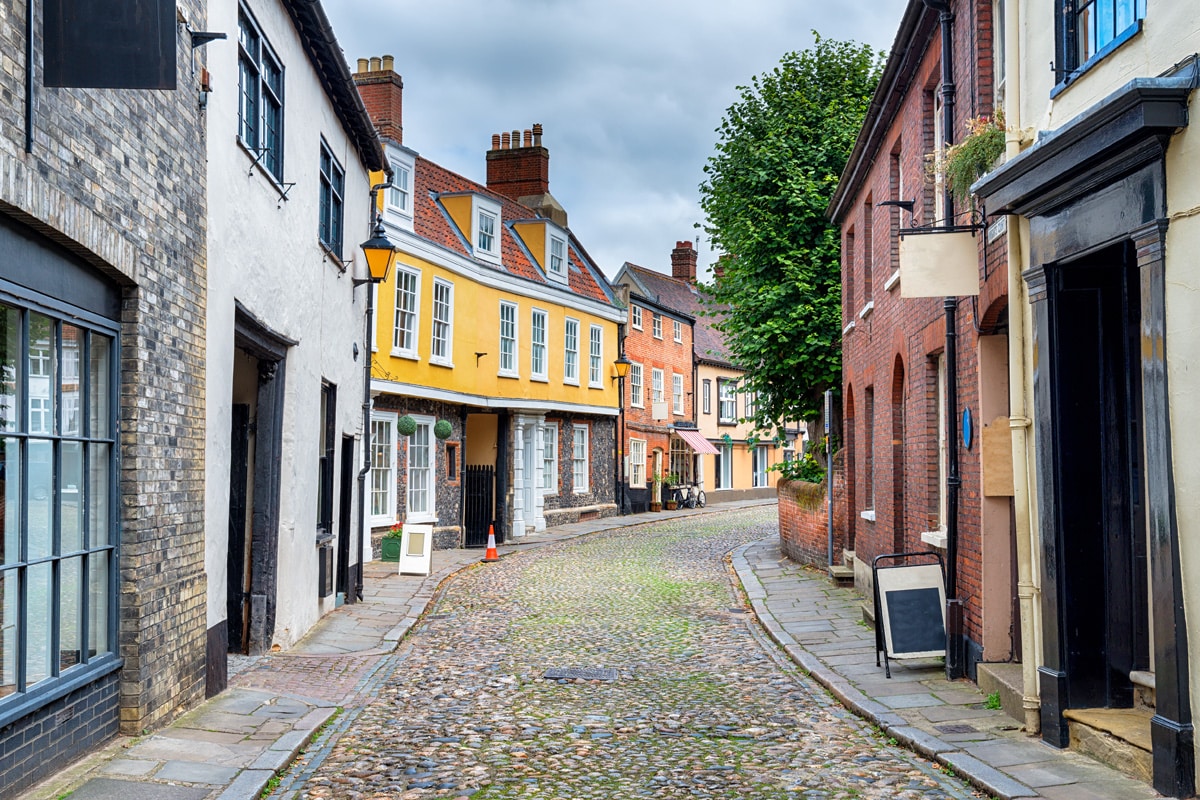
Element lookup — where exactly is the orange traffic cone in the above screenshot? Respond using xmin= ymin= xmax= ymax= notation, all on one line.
xmin=482 ymin=524 xmax=500 ymax=563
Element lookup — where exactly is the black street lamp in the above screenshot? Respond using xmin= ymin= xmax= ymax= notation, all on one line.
xmin=353 ymin=208 xmax=397 ymax=601
xmin=612 ymin=353 xmax=631 ymax=515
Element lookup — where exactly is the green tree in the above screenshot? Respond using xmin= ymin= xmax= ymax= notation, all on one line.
xmin=699 ymin=34 xmax=883 ymax=435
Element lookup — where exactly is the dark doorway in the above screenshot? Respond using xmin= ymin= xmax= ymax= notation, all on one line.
xmin=464 ymin=465 xmax=496 ymax=548
xmin=226 ymin=403 xmax=251 ymax=654
xmin=1049 ymin=242 xmax=1148 ymax=714
xmin=337 ymin=434 xmax=355 ymax=602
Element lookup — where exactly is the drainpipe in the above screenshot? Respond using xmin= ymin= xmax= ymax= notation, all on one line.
xmin=1000 ymin=0 xmax=1042 ymax=735
xmin=923 ymin=0 xmax=964 ymax=681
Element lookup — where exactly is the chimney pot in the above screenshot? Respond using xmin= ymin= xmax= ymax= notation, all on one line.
xmin=501 ymin=132 xmax=511 ymax=149
xmin=369 ymin=56 xmax=381 ymax=71
xmin=533 ymin=124 xmax=543 ymax=146
xmin=356 ymin=58 xmax=369 ymax=73
xmin=382 ymin=54 xmax=394 ymax=71
xmin=491 ymin=133 xmax=501 ymax=151
xmin=523 ymin=129 xmax=532 ymax=147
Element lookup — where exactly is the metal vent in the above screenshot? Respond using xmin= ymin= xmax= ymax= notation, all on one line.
xmin=933 ymin=724 xmax=978 ymax=734
xmin=543 ymin=667 xmax=618 ymax=681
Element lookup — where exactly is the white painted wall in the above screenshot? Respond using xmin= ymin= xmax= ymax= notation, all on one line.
xmin=205 ymin=0 xmax=374 ymax=648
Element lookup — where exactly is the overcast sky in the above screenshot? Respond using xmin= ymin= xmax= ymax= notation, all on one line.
xmin=322 ymin=1 xmax=908 ymax=280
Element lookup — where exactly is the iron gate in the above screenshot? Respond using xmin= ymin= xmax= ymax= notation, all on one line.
xmin=464 ymin=464 xmax=496 ymax=547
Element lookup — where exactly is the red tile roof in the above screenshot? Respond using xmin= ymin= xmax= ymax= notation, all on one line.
xmin=622 ymin=263 xmax=734 ymax=367
xmin=412 ymin=157 xmax=613 ymax=305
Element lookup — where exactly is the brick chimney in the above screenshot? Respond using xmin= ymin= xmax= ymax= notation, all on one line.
xmin=486 ymin=124 xmax=567 ymax=226
xmin=671 ymin=240 xmax=697 ymax=281
xmin=352 ymin=54 xmax=403 ymax=145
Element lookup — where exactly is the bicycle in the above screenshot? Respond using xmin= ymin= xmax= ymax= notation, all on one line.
xmin=682 ymin=483 xmax=706 ymax=509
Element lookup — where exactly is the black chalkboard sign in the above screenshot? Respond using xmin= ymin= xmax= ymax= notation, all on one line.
xmin=873 ymin=553 xmax=946 ymax=678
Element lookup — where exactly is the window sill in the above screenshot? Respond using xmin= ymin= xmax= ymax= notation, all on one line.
xmin=406 ymin=513 xmax=437 ymax=525
xmin=1051 ymin=20 xmax=1143 ymax=99
xmin=884 ymin=270 xmax=901 ymax=292
xmin=920 ymin=529 xmax=948 ymax=549
xmin=391 ymin=349 xmax=419 ymax=361
xmin=858 ymin=301 xmax=874 ymax=320
xmin=531 ymin=375 xmax=549 ymax=383
xmin=430 ymin=359 xmax=454 ymax=369
xmin=564 ymin=378 xmax=580 ymax=387
xmin=237 ymin=137 xmax=290 ymax=197
xmin=498 ymin=371 xmax=520 ymax=380
xmin=319 ymin=242 xmax=345 ymax=270
xmin=588 ymin=383 xmax=603 ymax=390
xmin=843 ymin=321 xmax=856 ymax=336
xmin=860 ymin=509 xmax=876 ymax=523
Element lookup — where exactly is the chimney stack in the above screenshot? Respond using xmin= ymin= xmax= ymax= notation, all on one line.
xmin=352 ymin=54 xmax=404 ymax=146
xmin=671 ymin=240 xmax=697 ymax=282
xmin=486 ymin=122 xmax=567 ymax=226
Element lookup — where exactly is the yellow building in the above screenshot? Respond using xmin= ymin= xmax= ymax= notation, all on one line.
xmin=354 ymin=59 xmax=624 ymax=550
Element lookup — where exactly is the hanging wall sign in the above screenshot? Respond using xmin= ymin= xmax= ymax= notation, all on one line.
xmin=44 ymin=0 xmax=176 ymax=89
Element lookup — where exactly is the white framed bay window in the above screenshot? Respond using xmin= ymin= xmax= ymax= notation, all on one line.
xmin=370 ymin=411 xmax=398 ymax=525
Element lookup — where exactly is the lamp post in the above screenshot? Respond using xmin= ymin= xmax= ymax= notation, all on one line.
xmin=612 ymin=353 xmax=631 ymax=515
xmin=353 ymin=209 xmax=397 ymax=602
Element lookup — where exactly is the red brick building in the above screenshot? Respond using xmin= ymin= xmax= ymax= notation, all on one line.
xmin=611 ymin=245 xmax=699 ymax=511
xmin=828 ymin=0 xmax=1010 ymax=681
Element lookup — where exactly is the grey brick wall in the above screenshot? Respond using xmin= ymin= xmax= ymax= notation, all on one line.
xmin=0 ymin=0 xmax=209 ymax=761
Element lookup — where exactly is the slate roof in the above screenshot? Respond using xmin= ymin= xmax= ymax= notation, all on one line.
xmin=619 ymin=263 xmax=735 ymax=368
xmin=412 ymin=156 xmax=614 ymax=305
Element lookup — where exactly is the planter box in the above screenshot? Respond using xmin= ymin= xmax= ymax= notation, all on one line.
xmin=381 ymin=537 xmax=402 ymax=562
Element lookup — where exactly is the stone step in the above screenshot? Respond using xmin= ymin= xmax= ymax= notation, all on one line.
xmin=976 ymin=661 xmax=1025 ymax=725
xmin=828 ymin=563 xmax=854 ymax=585
xmin=1063 ymin=706 xmax=1153 ymax=785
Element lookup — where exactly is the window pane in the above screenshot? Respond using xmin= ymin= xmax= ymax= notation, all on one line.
xmin=27 ymin=440 xmax=53 ymax=560
xmin=89 ymin=334 xmax=112 ymax=439
xmin=0 ymin=306 xmax=19 ymax=433
xmin=2 ymin=438 xmax=19 ymax=565
xmin=59 ymin=441 xmax=84 ymax=553
xmin=29 ymin=314 xmax=55 ymax=435
xmin=60 ymin=556 xmax=83 ymax=672
xmin=371 ymin=419 xmax=393 ymax=517
xmin=88 ymin=550 xmax=109 ymax=658
xmin=88 ymin=443 xmax=111 ymax=548
xmin=26 ymin=561 xmax=52 ymax=688
xmin=0 ymin=568 xmax=15 ymax=696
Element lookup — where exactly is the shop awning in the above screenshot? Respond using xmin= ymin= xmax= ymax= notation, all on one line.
xmin=674 ymin=428 xmax=720 ymax=455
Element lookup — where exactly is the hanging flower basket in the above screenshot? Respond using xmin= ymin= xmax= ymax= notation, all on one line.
xmin=397 ymin=414 xmax=417 ymax=437
xmin=434 ymin=419 xmax=453 ymax=440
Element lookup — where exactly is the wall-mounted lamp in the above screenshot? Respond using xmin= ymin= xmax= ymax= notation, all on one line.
xmin=353 ymin=215 xmax=397 ymax=288
xmin=611 ymin=354 xmax=631 ymax=385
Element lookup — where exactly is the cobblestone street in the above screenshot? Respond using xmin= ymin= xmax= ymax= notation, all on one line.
xmin=274 ymin=507 xmax=981 ymax=799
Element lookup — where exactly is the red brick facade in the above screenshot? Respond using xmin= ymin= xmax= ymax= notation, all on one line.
xmin=486 ymin=125 xmax=551 ymax=200
xmin=353 ymin=56 xmax=403 ymax=145
xmin=832 ymin=0 xmax=1012 ymax=674
xmin=778 ymin=461 xmax=848 ymax=568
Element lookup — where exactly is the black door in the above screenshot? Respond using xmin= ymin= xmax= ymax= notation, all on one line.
xmin=1051 ymin=243 xmax=1147 ymax=711
xmin=226 ymin=403 xmax=251 ymax=653
xmin=337 ymin=435 xmax=356 ymax=601
xmin=464 ymin=465 xmax=495 ymax=547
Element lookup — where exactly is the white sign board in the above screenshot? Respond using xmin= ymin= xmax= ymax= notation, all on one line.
xmin=876 ymin=563 xmax=947 ymax=659
xmin=398 ymin=523 xmax=433 ymax=576
xmin=899 ymin=230 xmax=981 ymax=297
xmin=651 ymin=402 xmax=668 ymax=421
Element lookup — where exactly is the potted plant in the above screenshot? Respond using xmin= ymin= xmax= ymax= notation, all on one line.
xmin=650 ymin=470 xmax=663 ymax=512
xmin=663 ymin=472 xmax=681 ymax=510
xmin=380 ymin=522 xmax=403 ymax=562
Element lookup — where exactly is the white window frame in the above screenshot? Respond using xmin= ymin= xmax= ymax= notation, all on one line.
xmin=629 ymin=438 xmax=646 ymax=487
xmin=499 ymin=300 xmax=519 ymax=377
xmin=542 ymin=423 xmax=559 ymax=493
xmin=546 ymin=229 xmax=569 ymax=284
xmin=588 ymin=324 xmax=603 ymax=388
xmin=531 ymin=308 xmax=548 ymax=381
xmin=718 ymin=380 xmax=737 ymax=424
xmin=406 ymin=415 xmax=437 ymax=523
xmin=652 ymin=314 xmax=662 ymax=339
xmin=630 ymin=362 xmax=644 ymax=408
xmin=673 ymin=319 xmax=682 ymax=343
xmin=744 ymin=390 xmax=756 ymax=419
xmin=572 ymin=424 xmax=589 ymax=493
xmin=472 ymin=195 xmax=502 ymax=264
xmin=563 ymin=317 xmax=579 ymax=385
xmin=392 ymin=266 xmax=420 ymax=359
xmin=672 ymin=373 xmax=684 ymax=415
xmin=385 ymin=151 xmax=416 ymax=231
xmin=752 ymin=445 xmax=769 ymax=488
xmin=631 ymin=305 xmax=643 ymax=330
xmin=430 ymin=277 xmax=454 ymax=366
xmin=370 ymin=411 xmax=398 ymax=525
xmin=717 ymin=443 xmax=733 ymax=489
xmin=702 ymin=379 xmax=711 ymax=415
xmin=652 ymin=368 xmax=664 ymax=403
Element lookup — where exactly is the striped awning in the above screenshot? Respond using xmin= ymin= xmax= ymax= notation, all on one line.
xmin=674 ymin=428 xmax=720 ymax=455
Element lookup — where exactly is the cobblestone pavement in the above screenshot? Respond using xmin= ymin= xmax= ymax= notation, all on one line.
xmin=272 ymin=507 xmax=983 ymax=799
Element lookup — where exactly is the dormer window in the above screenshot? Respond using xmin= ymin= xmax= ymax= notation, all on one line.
xmin=472 ymin=195 xmax=503 ymax=264
xmin=547 ymin=233 xmax=568 ymax=283
xmin=384 ymin=148 xmax=416 ymax=232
